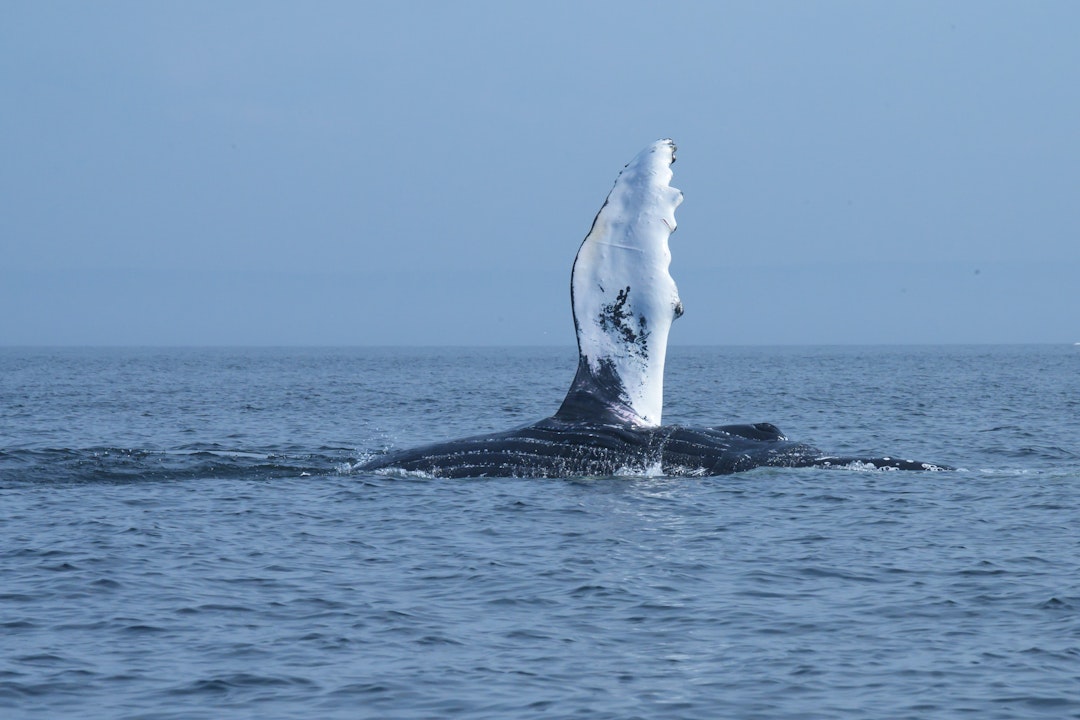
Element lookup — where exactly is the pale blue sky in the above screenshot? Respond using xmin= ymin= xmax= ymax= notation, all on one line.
xmin=2 ymin=1 xmax=1078 ymax=345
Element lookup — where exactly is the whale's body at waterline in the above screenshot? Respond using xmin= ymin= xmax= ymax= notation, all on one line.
xmin=361 ymin=140 xmax=946 ymax=478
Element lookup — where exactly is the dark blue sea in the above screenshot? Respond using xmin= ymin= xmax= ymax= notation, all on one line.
xmin=2 ymin=345 xmax=1078 ymax=719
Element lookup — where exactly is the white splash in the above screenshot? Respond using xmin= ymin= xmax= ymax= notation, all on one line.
xmin=569 ymin=139 xmax=683 ymax=427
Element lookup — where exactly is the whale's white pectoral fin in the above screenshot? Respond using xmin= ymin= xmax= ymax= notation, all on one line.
xmin=556 ymin=139 xmax=682 ymax=427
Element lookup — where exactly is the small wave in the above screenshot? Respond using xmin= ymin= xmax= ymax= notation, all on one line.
xmin=658 ymin=464 xmax=709 ymax=478
xmin=0 ymin=446 xmax=353 ymax=485
xmin=167 ymin=672 xmax=316 ymax=697
xmin=358 ymin=466 xmax=438 ymax=480
xmin=336 ymin=451 xmax=381 ymax=475
xmin=611 ymin=460 xmax=666 ymax=478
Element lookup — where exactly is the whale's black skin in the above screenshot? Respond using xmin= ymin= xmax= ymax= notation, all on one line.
xmin=361 ymin=419 xmax=946 ymax=478
xmin=360 ymin=140 xmax=947 ymax=478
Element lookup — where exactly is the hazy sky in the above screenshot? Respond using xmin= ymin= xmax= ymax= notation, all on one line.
xmin=3 ymin=1 xmax=1078 ymax=345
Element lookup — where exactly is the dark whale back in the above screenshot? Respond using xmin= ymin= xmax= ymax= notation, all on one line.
xmin=360 ymin=419 xmax=948 ymax=478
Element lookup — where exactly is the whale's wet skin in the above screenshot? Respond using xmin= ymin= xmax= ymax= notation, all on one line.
xmin=366 ymin=419 xmax=942 ymax=478
xmin=362 ymin=140 xmax=946 ymax=478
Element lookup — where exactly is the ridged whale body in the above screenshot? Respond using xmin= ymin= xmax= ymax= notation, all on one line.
xmin=361 ymin=140 xmax=947 ymax=478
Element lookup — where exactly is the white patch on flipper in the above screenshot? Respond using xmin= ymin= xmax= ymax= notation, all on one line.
xmin=568 ymin=139 xmax=682 ymax=427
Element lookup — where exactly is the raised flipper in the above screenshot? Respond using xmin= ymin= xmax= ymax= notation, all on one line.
xmin=555 ymin=139 xmax=684 ymax=428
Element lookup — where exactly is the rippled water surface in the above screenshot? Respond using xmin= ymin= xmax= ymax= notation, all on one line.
xmin=2 ymin=346 xmax=1078 ymax=718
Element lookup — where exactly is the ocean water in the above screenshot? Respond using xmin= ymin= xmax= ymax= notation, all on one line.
xmin=1 ymin=345 xmax=1078 ymax=719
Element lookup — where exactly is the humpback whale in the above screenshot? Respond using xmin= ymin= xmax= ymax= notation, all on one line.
xmin=362 ymin=139 xmax=946 ymax=478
